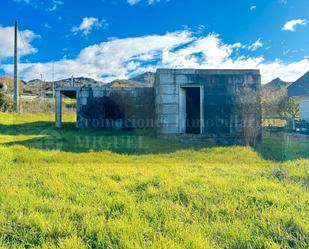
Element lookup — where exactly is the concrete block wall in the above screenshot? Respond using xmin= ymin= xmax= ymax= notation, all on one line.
xmin=76 ymin=87 xmax=154 ymax=129
xmin=155 ymin=70 xmax=180 ymax=134
xmin=155 ymin=69 xmax=262 ymax=144
xmin=58 ymin=69 xmax=261 ymax=144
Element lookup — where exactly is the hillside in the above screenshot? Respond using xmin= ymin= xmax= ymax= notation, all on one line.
xmin=107 ymin=72 xmax=155 ymax=88
xmin=0 ymin=76 xmax=25 ymax=94
xmin=129 ymin=71 xmax=155 ymax=86
xmin=261 ymin=77 xmax=292 ymax=102
xmin=54 ymin=77 xmax=105 ymax=86
xmin=0 ymin=72 xmax=155 ymax=96
xmin=0 ymin=74 xmax=294 ymax=100
xmin=262 ymin=78 xmax=291 ymax=100
xmin=263 ymin=77 xmax=292 ymax=92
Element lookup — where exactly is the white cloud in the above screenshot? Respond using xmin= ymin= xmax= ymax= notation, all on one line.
xmin=127 ymin=0 xmax=141 ymax=4
xmin=0 ymin=25 xmax=39 ymax=60
xmin=72 ymin=17 xmax=108 ymax=36
xmin=127 ymin=0 xmax=162 ymax=5
xmin=48 ymin=0 xmax=63 ymax=12
xmin=2 ymin=30 xmax=191 ymax=81
xmin=258 ymin=59 xmax=309 ymax=83
xmin=248 ymin=38 xmax=263 ymax=51
xmin=278 ymin=0 xmax=287 ymax=4
xmin=1 ymin=30 xmax=308 ymax=84
xmin=250 ymin=6 xmax=256 ymax=11
xmin=43 ymin=23 xmax=52 ymax=29
xmin=13 ymin=0 xmax=30 ymax=3
xmin=160 ymin=34 xmax=241 ymax=67
xmin=282 ymin=19 xmax=307 ymax=31
xmin=13 ymin=0 xmax=37 ymax=7
xmin=13 ymin=0 xmax=63 ymax=11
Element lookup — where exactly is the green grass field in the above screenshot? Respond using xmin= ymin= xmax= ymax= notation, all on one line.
xmin=0 ymin=113 xmax=308 ymax=248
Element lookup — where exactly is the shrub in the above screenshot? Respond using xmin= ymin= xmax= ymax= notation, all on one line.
xmin=21 ymin=99 xmax=76 ymax=114
xmin=0 ymin=91 xmax=13 ymax=112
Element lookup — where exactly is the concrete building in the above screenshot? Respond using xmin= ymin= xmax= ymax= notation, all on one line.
xmin=288 ymin=71 xmax=309 ymax=121
xmin=55 ymin=69 xmax=262 ymax=144
xmin=55 ymin=86 xmax=154 ymax=130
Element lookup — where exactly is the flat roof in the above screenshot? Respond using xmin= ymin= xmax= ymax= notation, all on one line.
xmin=55 ymin=86 xmax=80 ymax=98
xmin=55 ymin=86 xmax=81 ymax=91
xmin=156 ymin=68 xmax=260 ymax=75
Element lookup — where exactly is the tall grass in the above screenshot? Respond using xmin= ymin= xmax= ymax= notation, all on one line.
xmin=0 ymin=113 xmax=308 ymax=248
xmin=20 ymin=99 xmax=76 ymax=114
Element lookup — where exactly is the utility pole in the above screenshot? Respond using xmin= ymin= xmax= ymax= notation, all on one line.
xmin=13 ymin=21 xmax=19 ymax=112
xmin=52 ymin=62 xmax=55 ymax=98
xmin=40 ymin=74 xmax=43 ymax=99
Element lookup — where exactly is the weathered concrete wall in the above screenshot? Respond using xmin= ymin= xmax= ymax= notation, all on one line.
xmin=76 ymin=87 xmax=155 ymax=129
xmin=155 ymin=71 xmax=180 ymax=134
xmin=56 ymin=69 xmax=261 ymax=145
xmin=155 ymin=69 xmax=262 ymax=144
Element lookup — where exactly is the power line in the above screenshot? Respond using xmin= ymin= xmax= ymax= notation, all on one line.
xmin=17 ymin=24 xmax=27 ymax=52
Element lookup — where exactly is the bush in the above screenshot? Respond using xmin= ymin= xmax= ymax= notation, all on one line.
xmin=0 ymin=91 xmax=13 ymax=112
xmin=21 ymin=99 xmax=55 ymax=114
xmin=21 ymin=99 xmax=76 ymax=114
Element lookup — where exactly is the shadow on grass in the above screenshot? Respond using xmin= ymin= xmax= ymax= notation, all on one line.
xmin=1 ymin=121 xmax=308 ymax=160
xmin=0 ymin=121 xmax=205 ymax=154
xmin=254 ymin=135 xmax=309 ymax=162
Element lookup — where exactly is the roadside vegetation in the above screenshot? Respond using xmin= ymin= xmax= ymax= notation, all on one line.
xmin=20 ymin=99 xmax=76 ymax=114
xmin=0 ymin=113 xmax=308 ymax=248
xmin=0 ymin=93 xmax=75 ymax=114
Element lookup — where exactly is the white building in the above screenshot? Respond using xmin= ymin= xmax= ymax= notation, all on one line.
xmin=288 ymin=71 xmax=309 ymax=121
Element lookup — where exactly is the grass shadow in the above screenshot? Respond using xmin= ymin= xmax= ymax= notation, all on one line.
xmin=1 ymin=120 xmax=308 ymax=160
xmin=255 ymin=134 xmax=309 ymax=161
xmin=0 ymin=121 xmax=205 ymax=154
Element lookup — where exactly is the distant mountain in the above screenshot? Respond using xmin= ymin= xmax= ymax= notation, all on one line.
xmin=22 ymin=77 xmax=106 ymax=96
xmin=262 ymin=77 xmax=293 ymax=104
xmin=0 ymin=72 xmax=156 ymax=96
xmin=108 ymin=72 xmax=155 ymax=88
xmin=263 ymin=77 xmax=292 ymax=92
xmin=54 ymin=77 xmax=105 ymax=87
xmin=129 ymin=72 xmax=155 ymax=86
xmin=23 ymin=79 xmax=52 ymax=96
xmin=27 ymin=79 xmax=44 ymax=84
xmin=261 ymin=77 xmax=295 ymax=118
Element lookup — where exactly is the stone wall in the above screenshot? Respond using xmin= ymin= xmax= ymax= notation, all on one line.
xmin=76 ymin=87 xmax=155 ymax=129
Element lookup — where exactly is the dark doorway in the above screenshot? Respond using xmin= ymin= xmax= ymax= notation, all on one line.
xmin=185 ymin=87 xmax=201 ymax=134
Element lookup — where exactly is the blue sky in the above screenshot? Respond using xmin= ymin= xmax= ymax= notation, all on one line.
xmin=0 ymin=0 xmax=308 ymax=83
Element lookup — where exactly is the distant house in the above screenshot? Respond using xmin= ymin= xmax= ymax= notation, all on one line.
xmin=288 ymin=71 xmax=309 ymax=121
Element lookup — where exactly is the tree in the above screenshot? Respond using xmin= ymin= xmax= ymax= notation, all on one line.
xmin=276 ymin=96 xmax=299 ymax=119
xmin=0 ymin=91 xmax=13 ymax=112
